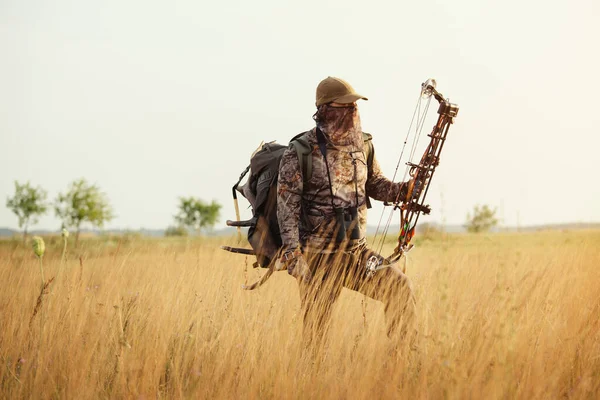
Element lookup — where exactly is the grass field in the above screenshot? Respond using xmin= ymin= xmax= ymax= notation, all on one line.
xmin=1 ymin=230 xmax=599 ymax=399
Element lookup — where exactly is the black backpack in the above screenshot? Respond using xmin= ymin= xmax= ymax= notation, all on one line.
xmin=223 ymin=131 xmax=374 ymax=275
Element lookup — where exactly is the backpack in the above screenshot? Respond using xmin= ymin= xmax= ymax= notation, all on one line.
xmin=224 ymin=131 xmax=374 ymax=272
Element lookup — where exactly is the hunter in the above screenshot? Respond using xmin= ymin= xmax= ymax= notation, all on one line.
xmin=277 ymin=76 xmax=417 ymax=349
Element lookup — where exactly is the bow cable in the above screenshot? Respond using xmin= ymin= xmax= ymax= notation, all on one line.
xmin=370 ymin=92 xmax=422 ymax=246
xmin=372 ymin=84 xmax=435 ymax=256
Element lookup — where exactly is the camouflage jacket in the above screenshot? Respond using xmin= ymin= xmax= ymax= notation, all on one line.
xmin=277 ymin=128 xmax=407 ymax=253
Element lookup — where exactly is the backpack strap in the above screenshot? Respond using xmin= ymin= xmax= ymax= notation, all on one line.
xmin=362 ymin=132 xmax=374 ymax=174
xmin=289 ymin=131 xmax=312 ymax=188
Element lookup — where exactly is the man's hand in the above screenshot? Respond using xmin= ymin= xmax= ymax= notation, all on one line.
xmin=288 ymin=255 xmax=312 ymax=282
xmin=275 ymin=248 xmax=312 ymax=282
xmin=409 ymin=175 xmax=425 ymax=199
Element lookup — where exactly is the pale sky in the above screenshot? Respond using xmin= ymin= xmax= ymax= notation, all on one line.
xmin=1 ymin=0 xmax=599 ymax=232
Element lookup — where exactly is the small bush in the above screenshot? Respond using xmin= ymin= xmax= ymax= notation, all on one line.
xmin=165 ymin=226 xmax=188 ymax=237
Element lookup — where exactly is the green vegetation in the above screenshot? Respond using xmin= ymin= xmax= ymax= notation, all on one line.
xmin=465 ymin=204 xmax=499 ymax=233
xmin=54 ymin=178 xmax=114 ymax=245
xmin=165 ymin=225 xmax=189 ymax=237
xmin=174 ymin=197 xmax=221 ymax=234
xmin=5 ymin=181 xmax=48 ymax=241
xmin=4 ymin=179 xmax=226 ymax=240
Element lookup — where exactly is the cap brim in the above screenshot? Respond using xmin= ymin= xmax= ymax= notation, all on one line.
xmin=333 ymin=93 xmax=368 ymax=104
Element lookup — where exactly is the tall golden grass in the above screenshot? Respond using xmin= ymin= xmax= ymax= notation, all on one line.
xmin=1 ymin=230 xmax=599 ymax=399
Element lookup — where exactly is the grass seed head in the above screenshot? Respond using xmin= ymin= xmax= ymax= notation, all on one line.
xmin=62 ymin=228 xmax=69 ymax=239
xmin=32 ymin=236 xmax=45 ymax=258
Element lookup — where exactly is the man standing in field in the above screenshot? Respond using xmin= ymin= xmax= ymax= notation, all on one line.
xmin=277 ymin=76 xmax=416 ymax=349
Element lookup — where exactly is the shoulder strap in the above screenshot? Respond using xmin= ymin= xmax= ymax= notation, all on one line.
xmin=362 ymin=132 xmax=374 ymax=174
xmin=289 ymin=131 xmax=312 ymax=187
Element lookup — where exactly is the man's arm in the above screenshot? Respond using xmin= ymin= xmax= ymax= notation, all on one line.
xmin=277 ymin=147 xmax=303 ymax=251
xmin=365 ymin=147 xmax=408 ymax=204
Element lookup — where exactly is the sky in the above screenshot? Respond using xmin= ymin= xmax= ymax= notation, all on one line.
xmin=1 ymin=0 xmax=599 ymax=232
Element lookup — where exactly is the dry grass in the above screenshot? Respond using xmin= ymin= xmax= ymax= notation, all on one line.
xmin=1 ymin=230 xmax=599 ymax=399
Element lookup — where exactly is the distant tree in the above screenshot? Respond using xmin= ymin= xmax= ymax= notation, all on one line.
xmin=465 ymin=204 xmax=498 ymax=233
xmin=165 ymin=225 xmax=188 ymax=237
xmin=6 ymin=181 xmax=48 ymax=242
xmin=174 ymin=197 xmax=221 ymax=234
xmin=54 ymin=178 xmax=114 ymax=245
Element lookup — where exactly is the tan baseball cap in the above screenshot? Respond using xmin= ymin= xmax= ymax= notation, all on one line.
xmin=315 ymin=76 xmax=368 ymax=106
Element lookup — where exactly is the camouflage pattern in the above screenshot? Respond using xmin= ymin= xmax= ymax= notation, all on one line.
xmin=277 ymin=107 xmax=408 ymax=253
xmin=299 ymin=243 xmax=416 ymax=349
xmin=278 ymin=103 xmax=416 ymax=351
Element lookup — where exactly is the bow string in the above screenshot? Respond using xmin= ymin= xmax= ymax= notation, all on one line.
xmin=368 ymin=79 xmax=459 ymax=275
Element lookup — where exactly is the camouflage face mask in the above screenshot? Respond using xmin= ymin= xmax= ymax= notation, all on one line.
xmin=316 ymin=104 xmax=363 ymax=148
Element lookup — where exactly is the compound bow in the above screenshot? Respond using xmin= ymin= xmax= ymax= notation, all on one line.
xmin=367 ymin=79 xmax=459 ymax=276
